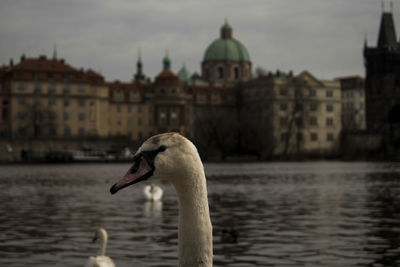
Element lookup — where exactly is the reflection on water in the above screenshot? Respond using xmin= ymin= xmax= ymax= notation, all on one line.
xmin=0 ymin=162 xmax=400 ymax=266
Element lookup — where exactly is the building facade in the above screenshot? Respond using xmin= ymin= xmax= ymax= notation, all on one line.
xmin=241 ymin=71 xmax=341 ymax=157
xmin=364 ymin=9 xmax=400 ymax=136
xmin=0 ymin=21 xmax=343 ymax=158
xmin=338 ymin=76 xmax=366 ymax=131
xmin=1 ymin=55 xmax=109 ymax=139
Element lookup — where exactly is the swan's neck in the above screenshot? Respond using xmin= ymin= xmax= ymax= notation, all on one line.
xmin=98 ymin=231 xmax=107 ymax=256
xmin=172 ymin=163 xmax=213 ymax=267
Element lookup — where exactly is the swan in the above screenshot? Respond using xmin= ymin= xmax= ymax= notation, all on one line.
xmin=110 ymin=132 xmax=213 ymax=267
xmin=143 ymin=184 xmax=163 ymax=201
xmin=85 ymin=228 xmax=115 ymax=267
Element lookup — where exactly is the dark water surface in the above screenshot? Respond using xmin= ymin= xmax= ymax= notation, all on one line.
xmin=1 ymin=162 xmax=400 ymax=266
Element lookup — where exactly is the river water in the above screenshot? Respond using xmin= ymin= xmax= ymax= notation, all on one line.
xmin=0 ymin=162 xmax=400 ymax=266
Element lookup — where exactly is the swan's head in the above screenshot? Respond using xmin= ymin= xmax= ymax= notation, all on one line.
xmin=110 ymin=132 xmax=201 ymax=194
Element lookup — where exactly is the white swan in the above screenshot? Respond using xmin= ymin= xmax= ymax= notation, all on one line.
xmin=110 ymin=132 xmax=213 ymax=267
xmin=85 ymin=228 xmax=115 ymax=267
xmin=143 ymin=184 xmax=163 ymax=201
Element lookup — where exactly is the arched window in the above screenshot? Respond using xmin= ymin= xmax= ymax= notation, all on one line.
xmin=217 ymin=67 xmax=224 ymax=79
xmin=234 ymin=67 xmax=240 ymax=80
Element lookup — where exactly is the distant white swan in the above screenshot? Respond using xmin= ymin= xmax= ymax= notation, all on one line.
xmin=111 ymin=132 xmax=213 ymax=266
xmin=143 ymin=184 xmax=163 ymax=201
xmin=85 ymin=228 xmax=115 ymax=267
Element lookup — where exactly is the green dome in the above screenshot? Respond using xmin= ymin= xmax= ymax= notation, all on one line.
xmin=203 ymin=21 xmax=250 ymax=62
xmin=203 ymin=38 xmax=250 ymax=62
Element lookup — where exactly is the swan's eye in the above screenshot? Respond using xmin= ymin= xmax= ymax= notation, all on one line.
xmin=158 ymin=145 xmax=167 ymax=152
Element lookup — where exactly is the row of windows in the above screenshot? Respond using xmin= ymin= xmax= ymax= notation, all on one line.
xmin=342 ymin=102 xmax=365 ymax=110
xmin=280 ymin=117 xmax=334 ymax=127
xmin=280 ymin=132 xmax=335 ymax=142
xmin=116 ymin=117 xmax=152 ymax=126
xmin=17 ymin=112 xmax=86 ymax=121
xmin=215 ymin=66 xmax=241 ymax=80
xmin=116 ymin=105 xmax=151 ymax=113
xmin=18 ymin=97 xmax=92 ymax=107
xmin=18 ymin=83 xmax=87 ymax=94
xmin=279 ymin=88 xmax=334 ymax=97
xmin=279 ymin=103 xmax=335 ymax=112
xmin=17 ymin=126 xmax=86 ymax=137
xmin=342 ymin=91 xmax=364 ymax=98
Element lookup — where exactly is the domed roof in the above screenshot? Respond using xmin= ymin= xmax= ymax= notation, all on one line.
xmin=154 ymin=52 xmax=181 ymax=86
xmin=177 ymin=63 xmax=191 ymax=82
xmin=203 ymin=21 xmax=250 ymax=62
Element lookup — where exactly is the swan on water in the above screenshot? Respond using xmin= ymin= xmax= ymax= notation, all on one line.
xmin=110 ymin=132 xmax=213 ymax=267
xmin=85 ymin=228 xmax=115 ymax=267
xmin=143 ymin=184 xmax=163 ymax=201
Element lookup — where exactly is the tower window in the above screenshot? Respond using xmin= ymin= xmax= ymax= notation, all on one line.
xmin=217 ymin=67 xmax=224 ymax=79
xmin=234 ymin=67 xmax=240 ymax=79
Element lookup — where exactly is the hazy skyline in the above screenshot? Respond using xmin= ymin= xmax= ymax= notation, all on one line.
xmin=0 ymin=0 xmax=396 ymax=81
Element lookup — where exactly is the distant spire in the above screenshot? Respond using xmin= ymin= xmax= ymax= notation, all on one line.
xmin=134 ymin=46 xmax=145 ymax=81
xmin=53 ymin=42 xmax=57 ymax=60
xmin=221 ymin=19 xmax=232 ymax=39
xmin=364 ymin=33 xmax=368 ymax=48
xmin=163 ymin=49 xmax=171 ymax=71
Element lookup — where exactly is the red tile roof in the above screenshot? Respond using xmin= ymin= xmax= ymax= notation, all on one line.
xmin=5 ymin=56 xmax=105 ymax=84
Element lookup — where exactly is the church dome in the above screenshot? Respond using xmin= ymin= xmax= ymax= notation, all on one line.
xmin=203 ymin=21 xmax=250 ymax=62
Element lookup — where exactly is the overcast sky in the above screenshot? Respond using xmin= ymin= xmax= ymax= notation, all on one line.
xmin=0 ymin=0 xmax=396 ymax=81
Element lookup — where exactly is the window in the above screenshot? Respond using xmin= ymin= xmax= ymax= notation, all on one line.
xmin=117 ymin=105 xmax=121 ymax=113
xmin=280 ymin=132 xmax=288 ymax=141
xmin=217 ymin=67 xmax=224 ymax=79
xmin=309 ymin=89 xmax=316 ymax=97
xmin=78 ymin=99 xmax=85 ymax=107
xmin=49 ymin=98 xmax=56 ymax=106
xmin=280 ymin=103 xmax=287 ymax=111
xmin=78 ymin=86 xmax=85 ymax=93
xmin=138 ymin=118 xmax=142 ymax=125
xmin=310 ymin=103 xmax=317 ymax=111
xmin=18 ymin=97 xmax=25 ymax=105
xmin=64 ymin=127 xmax=71 ymax=137
xmin=49 ymin=112 xmax=57 ymax=121
xmin=64 ymin=112 xmax=70 ymax=121
xmin=310 ymin=133 xmax=318 ymax=141
xmin=63 ymin=86 xmax=70 ymax=94
xmin=280 ymin=117 xmax=288 ymax=126
xmin=78 ymin=127 xmax=85 ymax=136
xmin=138 ymin=106 xmax=142 ymax=113
xmin=327 ymin=133 xmax=334 ymax=141
xmin=34 ymin=84 xmax=41 ymax=94
xmin=18 ymin=112 xmax=26 ymax=120
xmin=295 ymin=118 xmax=303 ymax=127
xmin=310 ymin=117 xmax=318 ymax=126
xmin=326 ymin=104 xmax=333 ymax=112
xmin=234 ymin=67 xmax=240 ymax=80
xmin=279 ymin=88 xmax=288 ymax=96
xmin=48 ymin=84 xmax=56 ymax=94
xmin=295 ymin=104 xmax=303 ymax=111
xmin=64 ymin=99 xmax=70 ymax=107
xmin=128 ymin=106 xmax=132 ymax=113
xmin=18 ymin=84 xmax=25 ymax=91
xmin=49 ymin=127 xmax=56 ymax=136
xmin=296 ymin=133 xmax=303 ymax=141
xmin=326 ymin=90 xmax=333 ymax=97
xmin=34 ymin=98 xmax=41 ymax=106
xmin=326 ymin=117 xmax=333 ymax=126
xmin=78 ymin=113 xmax=85 ymax=121
xmin=117 ymin=118 xmax=121 ymax=126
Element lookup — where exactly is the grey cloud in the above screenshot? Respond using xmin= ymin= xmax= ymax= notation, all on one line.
xmin=0 ymin=0 xmax=392 ymax=81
